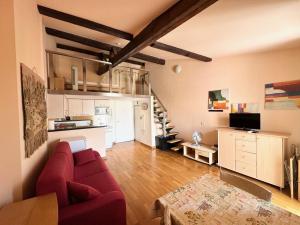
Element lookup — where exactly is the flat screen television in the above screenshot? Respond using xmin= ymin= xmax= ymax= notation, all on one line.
xmin=229 ymin=113 xmax=260 ymax=130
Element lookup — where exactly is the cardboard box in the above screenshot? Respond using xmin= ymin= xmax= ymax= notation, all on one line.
xmin=54 ymin=77 xmax=65 ymax=90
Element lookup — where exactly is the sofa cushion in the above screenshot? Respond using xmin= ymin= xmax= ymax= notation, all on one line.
xmin=36 ymin=142 xmax=74 ymax=208
xmin=73 ymin=149 xmax=96 ymax=166
xmin=67 ymin=181 xmax=101 ymax=202
xmin=55 ymin=142 xmax=74 ymax=178
xmin=74 ymin=157 xmax=108 ymax=180
xmin=76 ymin=171 xmax=121 ymax=194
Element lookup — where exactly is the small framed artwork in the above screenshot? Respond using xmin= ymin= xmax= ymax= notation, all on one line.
xmin=208 ymin=89 xmax=229 ymax=112
xmin=231 ymin=103 xmax=259 ymax=113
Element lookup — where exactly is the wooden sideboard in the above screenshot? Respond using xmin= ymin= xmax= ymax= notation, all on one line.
xmin=218 ymin=128 xmax=289 ymax=188
xmin=0 ymin=193 xmax=58 ymax=225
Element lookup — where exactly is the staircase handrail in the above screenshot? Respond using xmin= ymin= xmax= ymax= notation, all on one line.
xmin=144 ymin=79 xmax=167 ymax=112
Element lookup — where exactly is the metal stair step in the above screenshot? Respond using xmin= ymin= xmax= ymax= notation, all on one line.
xmin=166 ymin=132 xmax=179 ymax=137
xmin=170 ymin=146 xmax=182 ymax=151
xmin=155 ymin=119 xmax=171 ymax=124
xmin=166 ymin=126 xmax=175 ymax=130
xmin=167 ymin=138 xmax=183 ymax=144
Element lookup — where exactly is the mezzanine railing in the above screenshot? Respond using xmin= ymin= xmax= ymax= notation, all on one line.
xmin=46 ymin=50 xmax=151 ymax=97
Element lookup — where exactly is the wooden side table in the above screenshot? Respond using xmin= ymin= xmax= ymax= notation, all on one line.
xmin=182 ymin=142 xmax=217 ymax=165
xmin=0 ymin=193 xmax=58 ymax=225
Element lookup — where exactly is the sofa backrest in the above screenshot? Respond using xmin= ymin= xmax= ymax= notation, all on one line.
xmin=36 ymin=142 xmax=74 ymax=208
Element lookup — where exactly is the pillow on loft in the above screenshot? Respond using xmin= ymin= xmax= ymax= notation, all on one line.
xmin=73 ymin=149 xmax=96 ymax=166
xmin=67 ymin=181 xmax=101 ymax=202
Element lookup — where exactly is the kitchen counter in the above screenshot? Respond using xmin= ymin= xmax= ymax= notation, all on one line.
xmin=48 ymin=125 xmax=106 ymax=132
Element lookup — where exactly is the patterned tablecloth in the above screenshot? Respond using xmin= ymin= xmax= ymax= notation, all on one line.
xmin=154 ymin=174 xmax=300 ymax=225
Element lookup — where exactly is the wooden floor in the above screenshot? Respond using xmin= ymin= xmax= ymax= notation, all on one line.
xmin=106 ymin=141 xmax=300 ymax=225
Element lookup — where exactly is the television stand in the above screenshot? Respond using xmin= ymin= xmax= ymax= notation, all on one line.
xmin=182 ymin=142 xmax=217 ymax=165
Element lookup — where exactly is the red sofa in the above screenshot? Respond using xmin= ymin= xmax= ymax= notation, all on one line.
xmin=36 ymin=142 xmax=126 ymax=225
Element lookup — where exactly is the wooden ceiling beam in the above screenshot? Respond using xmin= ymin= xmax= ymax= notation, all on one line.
xmin=46 ymin=27 xmax=165 ymax=65
xmin=151 ymin=42 xmax=212 ymax=62
xmin=112 ymin=0 xmax=217 ymax=66
xmin=38 ymin=5 xmax=212 ymax=63
xmin=38 ymin=5 xmax=133 ymax=40
xmin=57 ymin=43 xmax=99 ymax=57
xmin=46 ymin=27 xmax=111 ymax=51
xmin=56 ymin=43 xmax=145 ymax=67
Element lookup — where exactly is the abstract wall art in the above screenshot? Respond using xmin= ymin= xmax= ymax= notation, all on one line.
xmin=265 ymin=80 xmax=300 ymax=110
xmin=231 ymin=103 xmax=259 ymax=113
xmin=21 ymin=63 xmax=48 ymax=158
xmin=208 ymin=89 xmax=229 ymax=111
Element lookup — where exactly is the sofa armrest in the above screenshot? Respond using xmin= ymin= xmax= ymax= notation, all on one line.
xmin=59 ymin=191 xmax=126 ymax=225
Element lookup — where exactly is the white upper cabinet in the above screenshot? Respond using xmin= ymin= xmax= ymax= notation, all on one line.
xmin=82 ymin=100 xmax=95 ymax=115
xmin=47 ymin=94 xmax=64 ymax=119
xmin=68 ymin=99 xmax=83 ymax=116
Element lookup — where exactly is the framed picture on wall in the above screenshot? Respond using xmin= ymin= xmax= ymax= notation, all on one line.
xmin=265 ymin=80 xmax=300 ymax=110
xmin=208 ymin=89 xmax=229 ymax=112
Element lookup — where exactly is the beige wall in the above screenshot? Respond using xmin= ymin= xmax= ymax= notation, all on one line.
xmin=0 ymin=0 xmax=23 ymax=206
xmin=13 ymin=0 xmax=47 ymax=199
xmin=148 ymin=47 xmax=300 ymax=150
xmin=0 ymin=0 xmax=47 ymax=206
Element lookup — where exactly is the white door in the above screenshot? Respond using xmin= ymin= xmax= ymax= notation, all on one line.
xmin=218 ymin=130 xmax=236 ymax=171
xmin=68 ymin=99 xmax=83 ymax=116
xmin=115 ymin=100 xmax=134 ymax=143
xmin=82 ymin=100 xmax=95 ymax=115
xmin=134 ymin=105 xmax=145 ymax=142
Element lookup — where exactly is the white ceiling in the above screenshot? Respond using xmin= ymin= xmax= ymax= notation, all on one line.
xmin=38 ymin=0 xmax=300 ymax=60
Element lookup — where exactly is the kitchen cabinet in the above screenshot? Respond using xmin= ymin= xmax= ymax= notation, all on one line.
xmin=68 ymin=99 xmax=82 ymax=116
xmin=218 ymin=130 xmax=236 ymax=171
xmin=68 ymin=99 xmax=95 ymax=116
xmin=47 ymin=94 xmax=64 ymax=119
xmin=95 ymin=99 xmax=110 ymax=107
xmin=82 ymin=100 xmax=95 ymax=115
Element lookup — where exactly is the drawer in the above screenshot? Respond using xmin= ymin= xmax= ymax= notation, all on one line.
xmin=235 ymin=133 xmax=256 ymax=142
xmin=196 ymin=149 xmax=209 ymax=157
xmin=236 ymin=151 xmax=256 ymax=165
xmin=236 ymin=161 xmax=256 ymax=178
xmin=236 ymin=140 xmax=256 ymax=154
